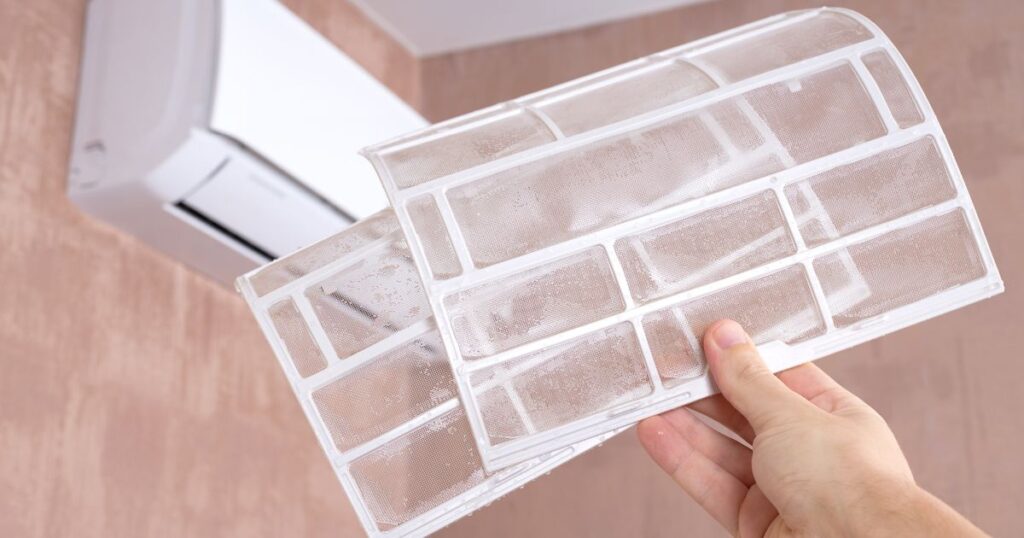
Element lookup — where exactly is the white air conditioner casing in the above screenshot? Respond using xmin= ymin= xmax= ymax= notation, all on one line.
xmin=68 ymin=0 xmax=426 ymax=284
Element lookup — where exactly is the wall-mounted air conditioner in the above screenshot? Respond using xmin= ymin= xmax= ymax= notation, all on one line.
xmin=68 ymin=0 xmax=427 ymax=284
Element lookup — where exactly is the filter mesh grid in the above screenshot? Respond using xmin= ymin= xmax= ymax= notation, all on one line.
xmin=237 ymin=213 xmax=618 ymax=538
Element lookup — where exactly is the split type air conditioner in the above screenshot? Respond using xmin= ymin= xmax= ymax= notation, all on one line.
xmin=67 ymin=0 xmax=427 ymax=284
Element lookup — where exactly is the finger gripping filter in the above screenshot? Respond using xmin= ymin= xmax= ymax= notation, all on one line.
xmin=363 ymin=8 xmax=1003 ymax=471
xmin=236 ymin=211 xmax=622 ymax=538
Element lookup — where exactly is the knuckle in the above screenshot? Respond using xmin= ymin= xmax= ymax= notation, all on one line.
xmin=731 ymin=352 xmax=768 ymax=385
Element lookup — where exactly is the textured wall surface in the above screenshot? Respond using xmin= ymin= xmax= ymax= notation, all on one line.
xmin=0 ymin=1 xmax=362 ymax=536
xmin=0 ymin=1 xmax=1020 ymax=537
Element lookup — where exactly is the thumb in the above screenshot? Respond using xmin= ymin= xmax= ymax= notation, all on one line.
xmin=704 ymin=319 xmax=816 ymax=434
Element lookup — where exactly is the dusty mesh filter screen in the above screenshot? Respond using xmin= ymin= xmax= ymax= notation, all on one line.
xmin=363 ymin=8 xmax=1003 ymax=471
xmin=236 ymin=211 xmax=621 ymax=538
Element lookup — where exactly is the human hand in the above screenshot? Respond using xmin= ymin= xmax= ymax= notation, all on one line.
xmin=637 ymin=319 xmax=986 ymax=537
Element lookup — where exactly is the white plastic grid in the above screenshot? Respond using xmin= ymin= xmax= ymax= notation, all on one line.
xmin=364 ymin=8 xmax=1003 ymax=471
xmin=236 ymin=212 xmax=623 ymax=538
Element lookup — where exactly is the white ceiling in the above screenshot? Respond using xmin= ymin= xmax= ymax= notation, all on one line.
xmin=349 ymin=0 xmax=714 ymax=57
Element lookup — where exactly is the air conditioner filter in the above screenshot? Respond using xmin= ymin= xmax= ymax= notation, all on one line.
xmin=237 ymin=211 xmax=621 ymax=537
xmin=362 ymin=8 xmax=1003 ymax=471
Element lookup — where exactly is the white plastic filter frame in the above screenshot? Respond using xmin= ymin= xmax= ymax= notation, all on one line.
xmin=364 ymin=8 xmax=1004 ymax=472
xmin=236 ymin=212 xmax=623 ymax=538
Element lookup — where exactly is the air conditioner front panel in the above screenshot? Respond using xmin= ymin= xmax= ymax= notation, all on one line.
xmin=210 ymin=0 xmax=428 ymax=220
xmin=181 ymin=151 xmax=352 ymax=259
xmin=69 ymin=0 xmax=217 ymax=192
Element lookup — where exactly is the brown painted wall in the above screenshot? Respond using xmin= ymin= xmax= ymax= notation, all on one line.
xmin=0 ymin=1 xmax=1021 ymax=537
xmin=0 ymin=1 xmax=360 ymax=536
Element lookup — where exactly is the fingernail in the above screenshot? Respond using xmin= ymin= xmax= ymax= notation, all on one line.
xmin=712 ymin=320 xmax=749 ymax=349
